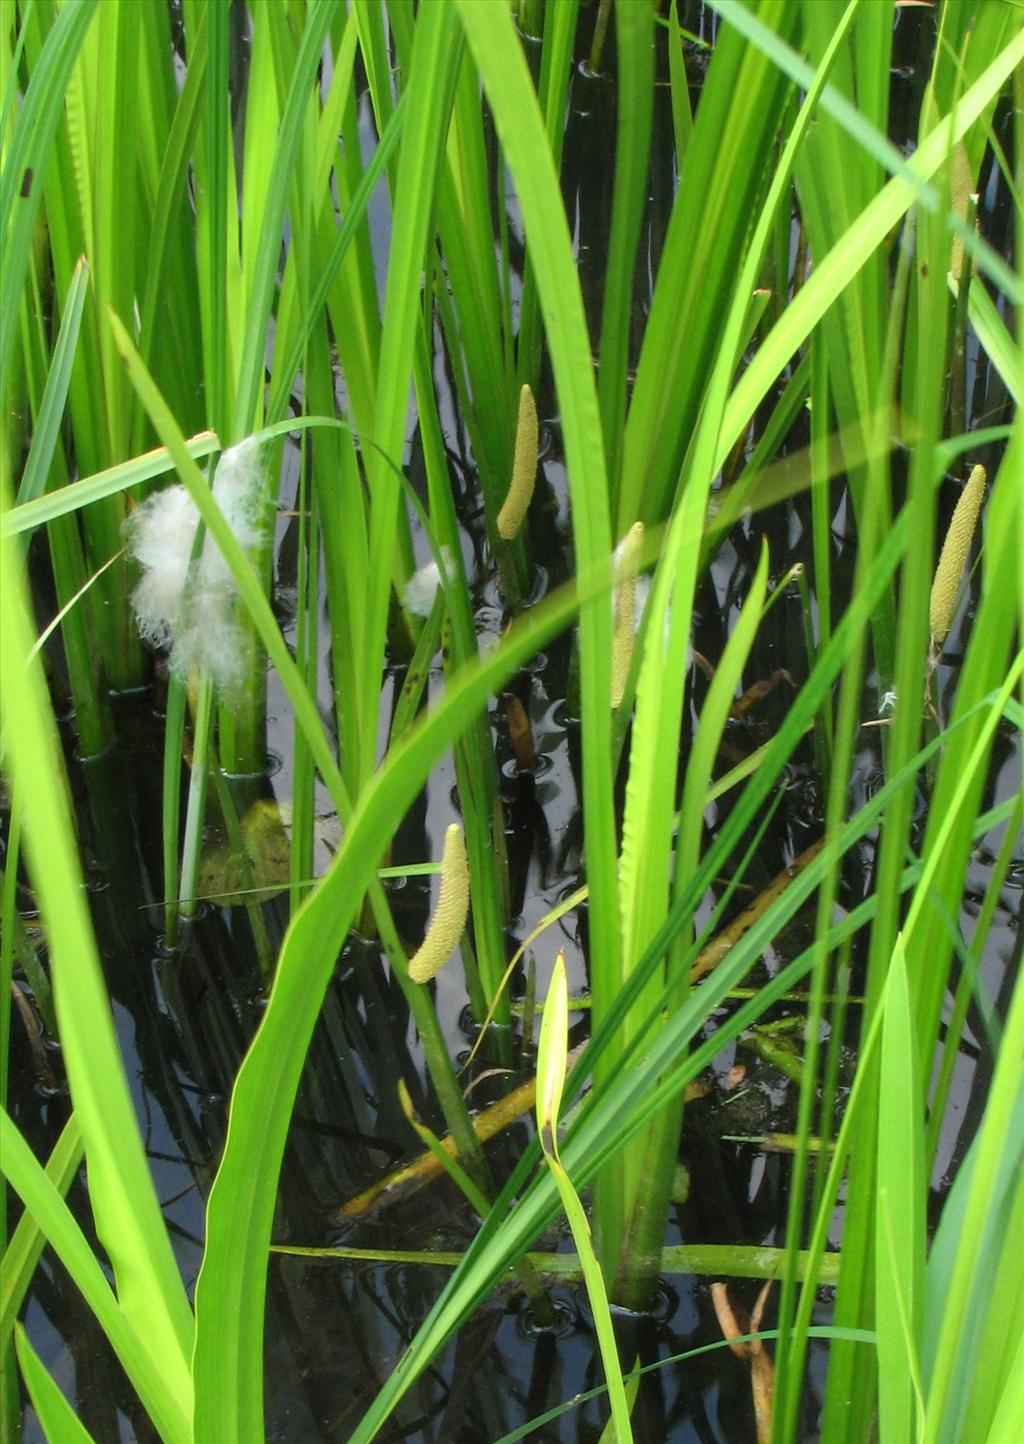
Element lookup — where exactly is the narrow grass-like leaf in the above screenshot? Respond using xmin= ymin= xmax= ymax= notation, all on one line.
xmin=14 ymin=1326 xmax=96 ymax=1444
xmin=232 ymin=0 xmax=336 ymax=436
xmin=0 ymin=432 xmax=220 ymax=538
xmin=985 ymin=1345 xmax=1024 ymax=1444
xmin=712 ymin=0 xmax=1019 ymax=301
xmin=492 ymin=1327 xmax=872 ymax=1444
xmin=431 ymin=49 xmax=516 ymax=548
xmin=676 ymin=541 xmax=769 ymax=884
xmin=597 ymin=0 xmax=654 ymax=493
xmin=618 ymin=0 xmax=799 ymax=528
xmin=397 ymin=1079 xmax=491 ymax=1220
xmin=198 ymin=0 xmax=231 ymax=437
xmin=264 ymin=90 xmax=406 ymax=425
xmin=951 ymin=271 xmax=1021 ymax=405
xmin=955 ymin=1158 xmax=1024 ymax=1444
xmin=536 ymin=953 xmax=570 ymax=1146
xmin=904 ymin=652 xmax=1023 ymax=949
xmin=131 ymin=4 xmax=207 ymax=452
xmin=13 ymin=245 xmax=114 ymax=751
xmin=720 ymin=31 xmax=1024 ymax=467
xmin=875 ymin=936 xmax=924 ymax=1441
xmin=356 ymin=1 xmax=460 ymax=795
xmin=1 ymin=479 xmax=194 ymax=1422
xmin=15 ymin=255 xmax=89 ymax=510
xmin=0 ymin=1113 xmax=83 ymax=1346
xmin=455 ymin=0 xmax=621 ymax=1178
xmin=919 ymin=874 xmax=1024 ymax=1444
xmin=274 ymin=1240 xmax=843 ymax=1284
xmin=611 ymin=2 xmax=857 ymax=1303
xmin=0 ymin=0 xmax=96 ymax=383
xmin=515 ymin=0 xmax=579 ymax=387
xmin=664 ymin=2 xmax=693 ymax=171
xmin=0 ymin=1113 xmax=188 ymax=1444
xmin=537 ymin=956 xmax=633 ymax=1443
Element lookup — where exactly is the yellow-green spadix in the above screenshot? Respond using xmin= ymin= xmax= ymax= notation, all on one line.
xmin=948 ymin=142 xmax=977 ymax=284
xmin=497 ymin=384 xmax=538 ymax=541
xmin=408 ymin=824 xmax=470 ymax=984
xmin=929 ymin=464 xmax=986 ymax=644
xmin=612 ymin=522 xmax=644 ymax=708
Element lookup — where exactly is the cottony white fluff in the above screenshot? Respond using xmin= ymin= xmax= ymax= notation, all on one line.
xmin=171 ymin=587 xmax=252 ymax=694
xmin=125 ymin=485 xmax=199 ymax=646
xmin=126 ymin=438 xmax=266 ymax=692
xmin=195 ymin=438 xmax=265 ymax=591
xmin=403 ymin=546 xmax=457 ymax=618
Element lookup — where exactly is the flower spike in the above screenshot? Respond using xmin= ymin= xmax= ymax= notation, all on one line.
xmin=408 ymin=824 xmax=470 ymax=984
xmin=930 ymin=464 xmax=986 ymax=644
xmin=497 ymin=384 xmax=538 ymax=541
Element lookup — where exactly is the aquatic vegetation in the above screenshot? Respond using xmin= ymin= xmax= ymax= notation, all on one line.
xmin=1 ymin=2 xmax=1020 ymax=1441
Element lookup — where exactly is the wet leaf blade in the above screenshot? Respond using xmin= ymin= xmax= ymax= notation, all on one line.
xmin=0 ymin=1114 xmax=188 ymax=1442
xmin=0 ymin=1113 xmax=83 ymax=1345
xmin=536 ymin=953 xmax=570 ymax=1145
xmin=875 ymin=937 xmax=924 ymax=1442
xmin=14 ymin=1326 xmax=98 ymax=1444
xmin=0 ymin=492 xmax=194 ymax=1430
xmin=546 ymin=1151 xmax=634 ymax=1443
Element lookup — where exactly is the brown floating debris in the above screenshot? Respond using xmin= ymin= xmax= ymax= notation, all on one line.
xmin=338 ymin=1051 xmax=705 ymax=1223
xmin=338 ymin=1048 xmax=582 ymax=1221
xmin=730 ymin=668 xmax=793 ymax=719
xmin=712 ymin=1280 xmax=775 ymax=1444
xmin=689 ymin=839 xmax=824 ymax=986
xmin=502 ymin=692 xmax=537 ymax=773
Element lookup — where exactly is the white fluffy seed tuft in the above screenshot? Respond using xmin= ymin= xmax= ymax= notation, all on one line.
xmin=403 ymin=546 xmax=457 ymax=619
xmin=125 ymin=439 xmax=266 ymax=692
xmin=125 ymin=485 xmax=199 ymax=645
